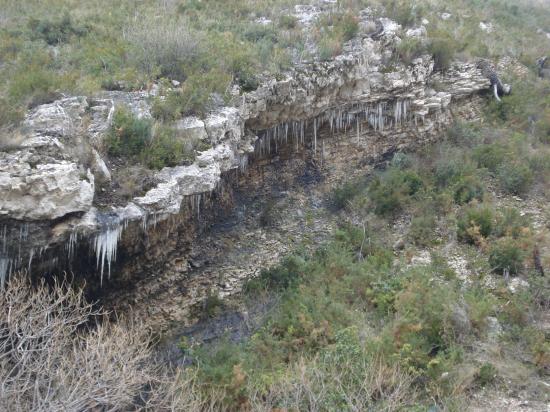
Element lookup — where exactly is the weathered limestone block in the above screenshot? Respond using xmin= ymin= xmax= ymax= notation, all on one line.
xmin=175 ymin=117 xmax=208 ymax=142
xmin=204 ymin=108 xmax=243 ymax=145
xmin=134 ymin=163 xmax=221 ymax=214
xmin=23 ymin=96 xmax=88 ymax=138
xmin=0 ymin=151 xmax=94 ymax=220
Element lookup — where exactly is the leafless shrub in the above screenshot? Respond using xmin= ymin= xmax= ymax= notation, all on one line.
xmin=124 ymin=17 xmax=199 ymax=80
xmin=247 ymin=355 xmax=416 ymax=411
xmin=145 ymin=368 xmax=227 ymax=412
xmin=0 ymin=275 xmax=202 ymax=411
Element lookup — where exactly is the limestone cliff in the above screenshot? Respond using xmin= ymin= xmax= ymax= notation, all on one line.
xmin=0 ymin=16 xmax=502 ymax=289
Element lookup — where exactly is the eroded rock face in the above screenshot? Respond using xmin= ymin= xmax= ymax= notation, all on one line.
xmin=0 ymin=152 xmax=94 ymax=220
xmin=0 ymin=12 xmax=514 ymax=286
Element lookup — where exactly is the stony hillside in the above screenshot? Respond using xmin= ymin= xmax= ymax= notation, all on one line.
xmin=0 ymin=0 xmax=549 ymax=411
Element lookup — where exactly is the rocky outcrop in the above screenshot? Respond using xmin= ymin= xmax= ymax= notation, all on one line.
xmin=0 ymin=155 xmax=94 ymax=220
xmin=0 ymin=14 xmax=511 ymax=287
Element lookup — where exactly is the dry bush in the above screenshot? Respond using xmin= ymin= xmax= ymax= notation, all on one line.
xmin=145 ymin=368 xmax=227 ymax=412
xmin=0 ymin=275 xmax=203 ymax=411
xmin=247 ymin=355 xmax=415 ymax=411
xmin=124 ymin=17 xmax=199 ymax=80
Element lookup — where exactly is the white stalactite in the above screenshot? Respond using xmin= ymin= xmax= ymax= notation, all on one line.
xmin=254 ymin=99 xmax=414 ymax=157
xmin=93 ymin=224 xmax=123 ymax=285
xmin=0 ymin=258 xmax=12 ymax=288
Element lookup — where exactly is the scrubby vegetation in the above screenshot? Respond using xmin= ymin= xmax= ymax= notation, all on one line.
xmin=105 ymin=108 xmax=204 ymax=169
xmin=2 ymin=0 xmax=550 ymax=132
xmin=1 ymin=0 xmax=550 ymax=410
xmin=173 ymin=64 xmax=550 ymax=409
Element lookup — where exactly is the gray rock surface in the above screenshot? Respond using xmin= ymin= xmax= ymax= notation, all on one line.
xmin=0 ymin=153 xmax=94 ymax=220
xmin=0 ymin=13 xmax=514 ymax=279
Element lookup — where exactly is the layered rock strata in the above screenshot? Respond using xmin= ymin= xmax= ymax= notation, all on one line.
xmin=0 ymin=17 xmax=497 ymax=290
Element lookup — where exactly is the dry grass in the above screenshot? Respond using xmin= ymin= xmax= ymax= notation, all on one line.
xmin=124 ymin=17 xmax=199 ymax=80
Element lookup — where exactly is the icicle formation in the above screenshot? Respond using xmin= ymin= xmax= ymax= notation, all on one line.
xmin=1 ymin=226 xmax=7 ymax=287
xmin=93 ymin=218 xmax=123 ymax=285
xmin=254 ymin=99 xmax=412 ymax=157
xmin=188 ymin=193 xmax=203 ymax=220
xmin=0 ymin=224 xmax=29 ymax=288
xmin=0 ymin=258 xmax=13 ymax=289
xmin=65 ymin=231 xmax=78 ymax=261
xmin=238 ymin=154 xmax=248 ymax=173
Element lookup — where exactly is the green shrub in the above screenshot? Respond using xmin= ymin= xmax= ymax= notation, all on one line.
xmin=125 ymin=17 xmax=199 ymax=80
xmin=0 ymin=32 xmax=23 ymax=61
xmin=401 ymin=171 xmax=425 ymax=195
xmin=105 ymin=109 xmax=199 ymax=169
xmin=408 ymin=215 xmax=437 ymax=246
xmin=368 ymin=179 xmax=404 ymax=216
xmin=536 ymin=112 xmax=550 ymax=144
xmin=434 ymin=155 xmax=473 ymax=187
xmin=315 ymin=12 xmax=358 ymax=61
xmin=497 ymin=163 xmax=533 ymax=195
xmin=386 ymin=0 xmax=423 ymax=27
xmin=153 ymin=66 xmax=231 ymax=117
xmin=390 ymin=152 xmax=412 ymax=169
xmin=331 ymin=180 xmax=363 ymax=210
xmin=464 ymin=289 xmax=496 ymax=332
xmin=488 ymin=237 xmax=525 ymax=275
xmin=143 ymin=126 xmax=194 ymax=170
xmin=317 ymin=36 xmax=342 ymax=61
xmin=392 ymin=270 xmax=459 ymax=371
xmin=457 ymin=206 xmax=493 ymax=244
xmin=476 ymin=363 xmax=497 ymax=386
xmin=427 ymin=34 xmax=456 ymax=71
xmin=279 ymin=15 xmax=298 ymax=30
xmin=235 ymin=69 xmax=260 ymax=92
xmin=28 ymin=13 xmax=89 ymax=45
xmin=395 ymin=38 xmax=427 ymax=65
xmin=181 ymin=69 xmax=231 ymax=115
xmin=338 ymin=14 xmax=359 ymax=42
xmin=0 ymin=98 xmax=24 ymax=129
xmin=105 ymin=108 xmax=152 ymax=157
xmin=453 ymin=175 xmax=484 ymax=205
xmin=246 ymin=255 xmax=306 ymax=291
xmin=473 ymin=144 xmax=509 ymax=173
xmin=244 ymin=25 xmax=277 ymax=43
xmin=364 ymin=273 xmax=403 ymax=316
xmin=8 ymin=65 xmax=61 ymax=108
xmin=151 ymin=91 xmax=186 ymax=122
xmin=494 ymin=208 xmax=529 ymax=238
xmin=176 ymin=0 xmax=205 ymax=15
xmin=484 ymin=80 xmax=539 ymax=124
xmin=193 ymin=339 xmax=243 ymax=388
xmin=528 ymin=152 xmax=550 ymax=178
xmin=431 ymin=252 xmax=458 ymax=281
xmin=446 ymin=122 xmax=482 ymax=147
xmin=368 ymin=170 xmax=423 ymax=216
